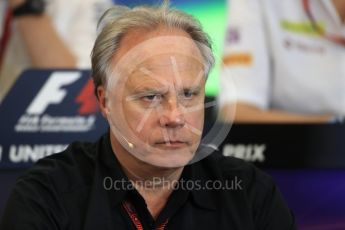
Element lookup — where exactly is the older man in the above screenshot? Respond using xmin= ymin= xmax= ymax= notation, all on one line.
xmin=1 ymin=2 xmax=295 ymax=230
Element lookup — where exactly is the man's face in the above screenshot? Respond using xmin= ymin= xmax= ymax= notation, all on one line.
xmin=105 ymin=28 xmax=206 ymax=168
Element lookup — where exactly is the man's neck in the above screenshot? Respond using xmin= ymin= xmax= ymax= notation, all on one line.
xmin=332 ymin=0 xmax=345 ymax=23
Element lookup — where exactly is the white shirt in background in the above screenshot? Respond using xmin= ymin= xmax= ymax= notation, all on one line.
xmin=0 ymin=0 xmax=113 ymax=102
xmin=219 ymin=0 xmax=345 ymax=116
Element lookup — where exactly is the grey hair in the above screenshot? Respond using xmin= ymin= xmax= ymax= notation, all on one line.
xmin=91 ymin=1 xmax=215 ymax=97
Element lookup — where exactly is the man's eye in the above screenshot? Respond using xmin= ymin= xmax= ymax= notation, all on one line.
xmin=142 ymin=94 xmax=162 ymax=102
xmin=182 ymin=90 xmax=197 ymax=99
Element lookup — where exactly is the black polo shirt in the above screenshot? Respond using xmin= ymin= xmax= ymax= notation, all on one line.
xmin=0 ymin=132 xmax=296 ymax=230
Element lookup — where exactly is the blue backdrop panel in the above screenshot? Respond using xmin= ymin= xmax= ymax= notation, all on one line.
xmin=270 ymin=170 xmax=345 ymax=229
xmin=0 ymin=70 xmax=108 ymax=169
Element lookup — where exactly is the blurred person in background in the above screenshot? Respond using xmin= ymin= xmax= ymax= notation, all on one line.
xmin=219 ymin=0 xmax=345 ymax=123
xmin=0 ymin=0 xmax=112 ymax=102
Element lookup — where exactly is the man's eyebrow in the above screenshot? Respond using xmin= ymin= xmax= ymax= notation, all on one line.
xmin=132 ymin=85 xmax=169 ymax=93
xmin=175 ymin=84 xmax=203 ymax=95
xmin=182 ymin=85 xmax=202 ymax=91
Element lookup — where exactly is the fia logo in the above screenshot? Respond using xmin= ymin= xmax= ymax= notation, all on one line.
xmin=26 ymin=71 xmax=98 ymax=115
xmin=26 ymin=72 xmax=81 ymax=114
xmin=15 ymin=71 xmax=98 ymax=133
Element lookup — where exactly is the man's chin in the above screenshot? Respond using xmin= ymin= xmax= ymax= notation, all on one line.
xmin=140 ymin=149 xmax=195 ymax=168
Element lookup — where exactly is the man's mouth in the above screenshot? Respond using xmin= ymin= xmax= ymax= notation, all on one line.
xmin=155 ymin=140 xmax=188 ymax=148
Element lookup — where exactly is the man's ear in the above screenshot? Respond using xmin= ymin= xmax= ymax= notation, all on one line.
xmin=97 ymin=86 xmax=108 ymax=118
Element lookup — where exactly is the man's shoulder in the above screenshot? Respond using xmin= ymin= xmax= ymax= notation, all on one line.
xmin=201 ymin=153 xmax=256 ymax=175
xmin=18 ymin=136 xmax=104 ymax=193
xmin=200 ymin=153 xmax=274 ymax=190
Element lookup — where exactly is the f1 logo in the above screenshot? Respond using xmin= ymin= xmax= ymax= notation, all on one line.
xmin=26 ymin=72 xmax=81 ymax=115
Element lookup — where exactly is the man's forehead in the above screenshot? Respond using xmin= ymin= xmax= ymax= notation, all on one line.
xmin=111 ymin=27 xmax=204 ymax=71
xmin=116 ymin=26 xmax=199 ymax=52
xmin=127 ymin=53 xmax=205 ymax=84
xmin=131 ymin=54 xmax=204 ymax=74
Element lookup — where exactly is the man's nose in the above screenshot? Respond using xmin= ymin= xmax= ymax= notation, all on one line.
xmin=159 ymin=97 xmax=185 ymax=128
